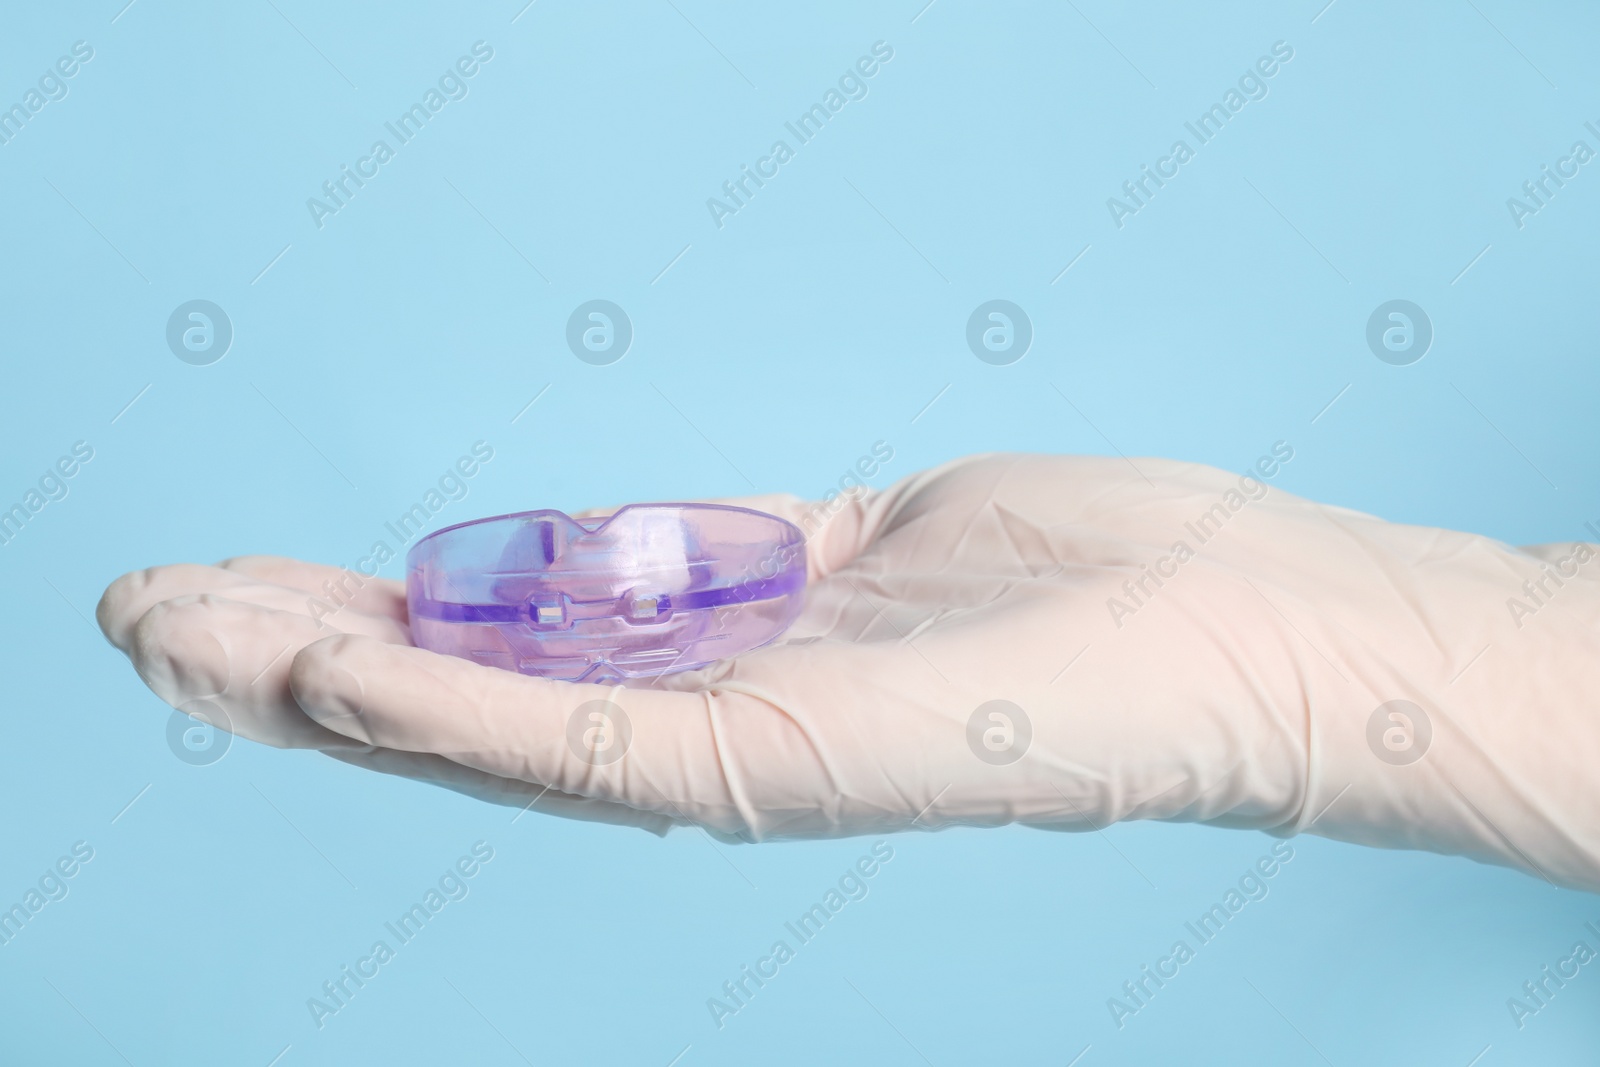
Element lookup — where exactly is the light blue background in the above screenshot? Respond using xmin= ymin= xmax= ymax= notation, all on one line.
xmin=2 ymin=1 xmax=1598 ymax=1063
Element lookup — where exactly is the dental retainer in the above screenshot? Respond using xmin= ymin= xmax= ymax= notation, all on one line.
xmin=405 ymin=503 xmax=807 ymax=681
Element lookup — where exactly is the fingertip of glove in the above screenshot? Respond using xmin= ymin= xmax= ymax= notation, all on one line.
xmin=97 ymin=566 xmax=155 ymax=651
xmin=289 ymin=634 xmax=372 ymax=738
xmin=126 ymin=595 xmax=233 ymax=696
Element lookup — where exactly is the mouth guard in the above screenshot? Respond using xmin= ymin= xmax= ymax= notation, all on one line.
xmin=405 ymin=503 xmax=807 ymax=681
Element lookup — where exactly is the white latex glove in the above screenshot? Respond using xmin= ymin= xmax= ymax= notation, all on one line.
xmin=97 ymin=453 xmax=1600 ymax=890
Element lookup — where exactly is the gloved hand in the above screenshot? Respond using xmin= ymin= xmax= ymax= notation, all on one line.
xmin=96 ymin=453 xmax=1600 ymax=890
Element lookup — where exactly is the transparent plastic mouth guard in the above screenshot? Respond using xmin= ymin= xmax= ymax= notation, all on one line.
xmin=405 ymin=503 xmax=807 ymax=682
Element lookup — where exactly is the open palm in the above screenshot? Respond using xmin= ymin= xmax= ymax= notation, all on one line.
xmin=98 ymin=452 xmax=1600 ymax=889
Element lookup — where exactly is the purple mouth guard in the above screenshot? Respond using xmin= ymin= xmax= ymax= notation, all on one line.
xmin=405 ymin=503 xmax=807 ymax=681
